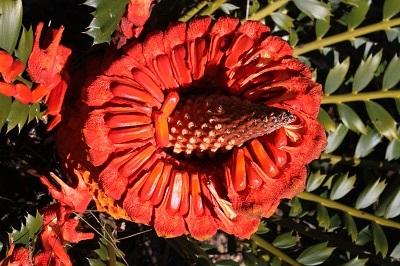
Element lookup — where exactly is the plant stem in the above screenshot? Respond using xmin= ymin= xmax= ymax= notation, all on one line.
xmin=322 ymin=89 xmax=400 ymax=104
xmin=105 ymin=224 xmax=117 ymax=266
xmin=200 ymin=0 xmax=226 ymax=16
xmin=179 ymin=1 xmax=208 ymax=22
xmin=248 ymin=0 xmax=289 ymax=21
xmin=294 ymin=18 xmax=400 ymax=56
xmin=251 ymin=235 xmax=301 ymax=266
xmin=297 ymin=192 xmax=400 ymax=230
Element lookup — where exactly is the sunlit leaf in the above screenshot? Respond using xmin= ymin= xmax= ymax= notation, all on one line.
xmin=383 ymin=188 xmax=400 ymax=218
xmin=315 ymin=16 xmax=330 ymax=39
xmin=371 ymin=223 xmax=388 ymax=257
xmin=343 ymin=213 xmax=358 ymax=242
xmin=307 ymin=171 xmax=327 ymax=192
xmin=353 ymin=50 xmax=382 ymax=93
xmin=337 ymin=103 xmax=367 ymax=134
xmin=325 ymin=57 xmax=350 ymax=95
xmin=355 ymin=179 xmax=387 ymax=209
xmin=271 ymin=12 xmax=294 ymax=32
xmin=383 ymin=0 xmax=400 ymax=20
xmin=220 ymin=3 xmax=240 ymax=14
xmin=342 ymin=0 xmax=370 ymax=29
xmin=385 ymin=138 xmax=400 ymax=161
xmin=296 ymin=242 xmax=335 ymax=266
xmin=330 ymin=172 xmax=356 ymax=200
xmin=382 ymin=54 xmax=400 ymax=90
xmin=354 ymin=127 xmax=382 ymax=158
xmin=326 ymin=123 xmax=348 ymax=153
xmin=317 ymin=108 xmax=336 ymax=132
xmin=0 ymin=0 xmax=23 ymax=53
xmin=293 ymin=0 xmax=331 ymax=20
xmin=390 ymin=242 xmax=400 ymax=259
xmin=365 ymin=101 xmax=398 ymax=140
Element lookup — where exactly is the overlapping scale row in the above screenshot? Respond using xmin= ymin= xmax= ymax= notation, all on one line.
xmin=60 ymin=17 xmax=326 ymax=239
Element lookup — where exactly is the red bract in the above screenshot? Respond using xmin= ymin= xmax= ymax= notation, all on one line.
xmin=0 ymin=23 xmax=71 ymax=131
xmin=0 ymin=245 xmax=30 ymax=266
xmin=27 ymin=22 xmax=71 ymax=130
xmin=115 ymin=0 xmax=154 ymax=47
xmin=58 ymin=17 xmax=326 ymax=240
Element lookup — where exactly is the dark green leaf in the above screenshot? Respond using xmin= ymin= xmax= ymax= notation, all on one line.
xmin=215 ymin=260 xmax=240 ymax=266
xmin=256 ymin=221 xmax=270 ymax=235
xmin=87 ymin=258 xmax=107 ymax=266
xmin=371 ymin=223 xmax=388 ymax=257
xmin=293 ymin=0 xmax=331 ymax=20
xmin=325 ymin=57 xmax=350 ymax=95
xmin=272 ymin=232 xmax=298 ymax=249
xmin=382 ymin=54 xmax=400 ymax=90
xmin=317 ymin=204 xmax=330 ymax=230
xmin=84 ymin=0 xmax=129 ymax=44
xmin=365 ymin=101 xmax=398 ymax=140
xmin=15 ymin=26 xmax=33 ymax=64
xmin=0 ymin=0 xmax=23 ymax=53
xmin=289 ymin=197 xmax=303 ymax=217
xmin=343 ymin=213 xmax=358 ymax=242
xmin=0 ymin=95 xmax=12 ymax=130
xmin=28 ymin=103 xmax=41 ymax=123
xmin=326 ymin=123 xmax=348 ymax=153
xmin=95 ymin=243 xmax=109 ymax=261
xmin=341 ymin=256 xmax=368 ymax=266
xmin=342 ymin=0 xmax=370 ymax=29
xmin=6 ymin=100 xmax=29 ymax=133
xmin=338 ymin=103 xmax=367 ymax=134
xmin=10 ymin=211 xmax=43 ymax=245
xmin=296 ymin=242 xmax=335 ymax=266
xmin=353 ymin=50 xmax=382 ymax=93
xmin=354 ymin=127 xmax=382 ymax=158
xmin=356 ymin=226 xmax=371 ymax=246
xmin=383 ymin=0 xmax=400 ymax=20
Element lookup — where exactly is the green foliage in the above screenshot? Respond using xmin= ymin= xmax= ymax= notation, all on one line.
xmin=0 ymin=97 xmax=42 ymax=133
xmin=10 ymin=211 xmax=43 ymax=246
xmin=0 ymin=0 xmax=23 ymax=53
xmin=296 ymin=242 xmax=335 ymax=265
xmin=84 ymin=0 xmax=129 ymax=45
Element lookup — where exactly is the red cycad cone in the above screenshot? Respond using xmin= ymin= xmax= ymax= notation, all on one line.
xmin=58 ymin=17 xmax=326 ymax=240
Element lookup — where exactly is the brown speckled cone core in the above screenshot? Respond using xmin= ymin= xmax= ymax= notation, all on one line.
xmin=167 ymin=94 xmax=295 ymax=156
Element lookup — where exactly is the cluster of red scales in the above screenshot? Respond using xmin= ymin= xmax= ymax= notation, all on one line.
xmin=58 ymin=17 xmax=326 ymax=240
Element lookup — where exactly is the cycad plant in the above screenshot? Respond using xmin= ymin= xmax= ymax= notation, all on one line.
xmin=0 ymin=0 xmax=399 ymax=265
